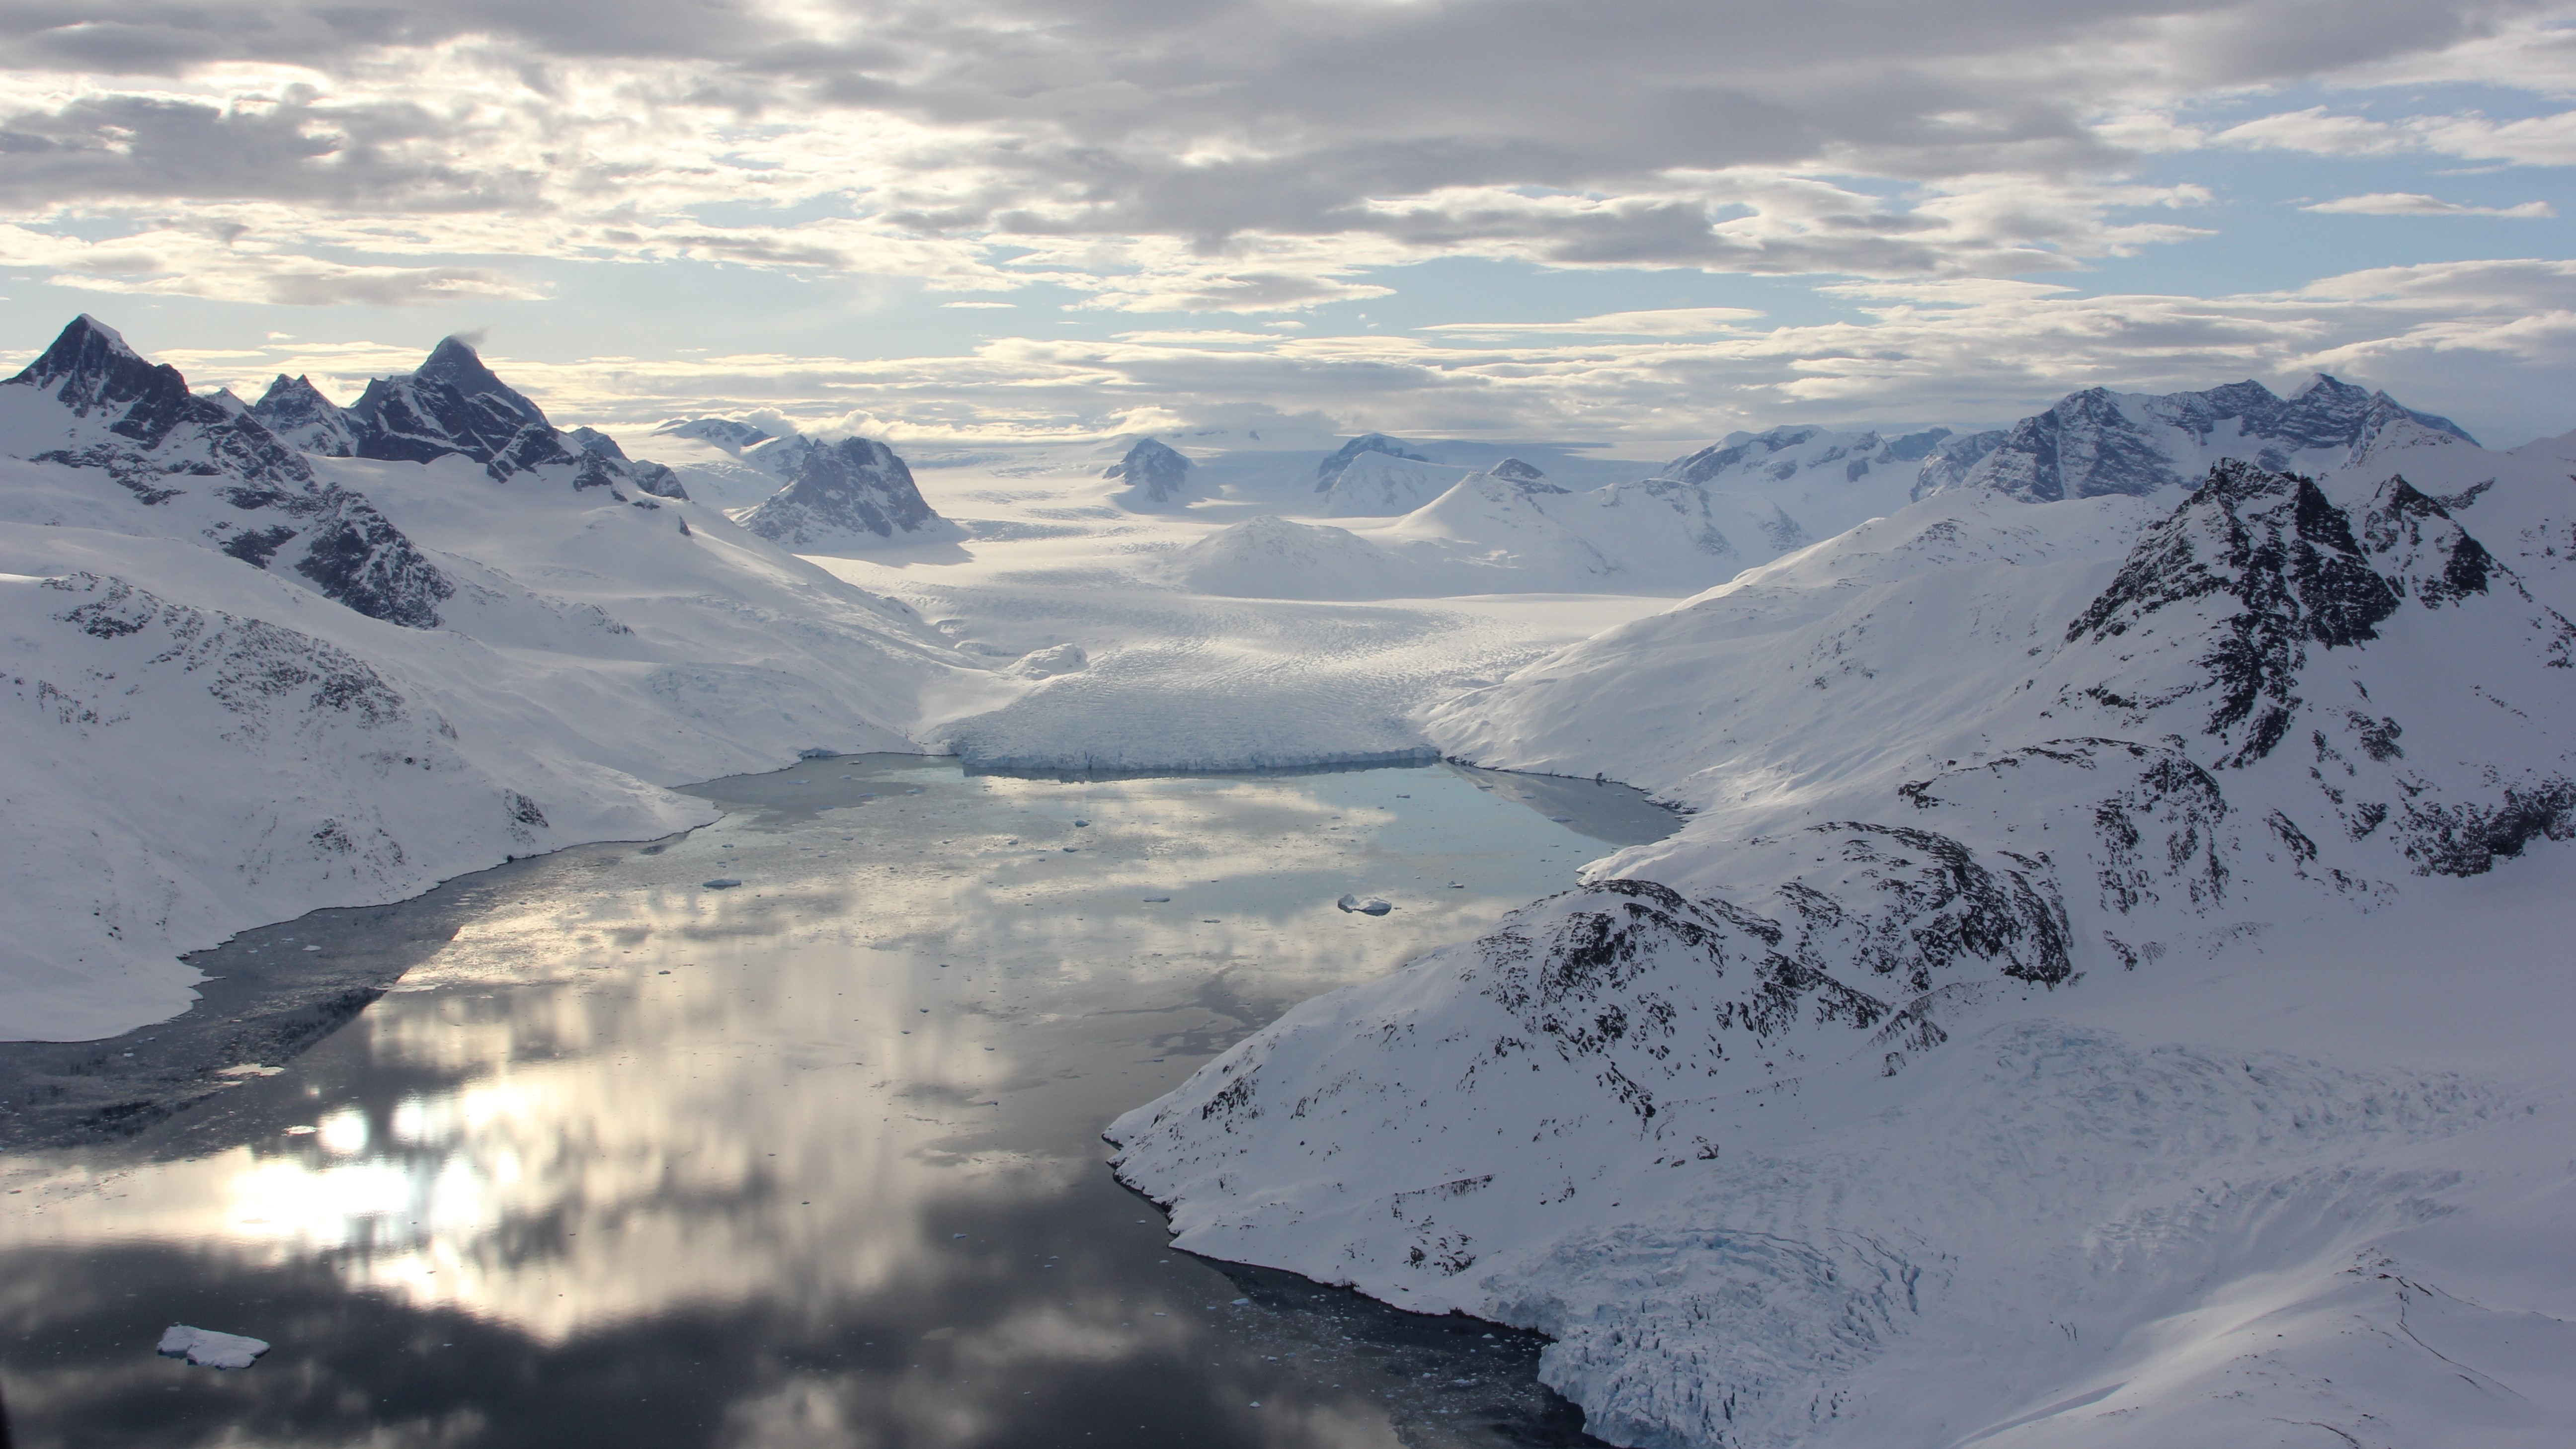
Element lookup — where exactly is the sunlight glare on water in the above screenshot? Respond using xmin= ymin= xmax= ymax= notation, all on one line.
xmin=0 ymin=755 xmax=1672 ymax=1448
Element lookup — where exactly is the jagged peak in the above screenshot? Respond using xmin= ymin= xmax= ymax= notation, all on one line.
xmin=1487 ymin=457 xmax=1547 ymax=482
xmin=58 ymin=313 xmax=137 ymax=358
xmin=254 ymin=373 xmax=339 ymax=409
xmin=412 ymin=333 xmax=548 ymax=427
xmin=1317 ymin=432 xmax=1428 ymax=488
xmin=2287 ymin=372 xmax=2360 ymax=401
xmin=10 ymin=314 xmax=152 ymax=390
xmin=1116 ymin=436 xmax=1190 ymax=468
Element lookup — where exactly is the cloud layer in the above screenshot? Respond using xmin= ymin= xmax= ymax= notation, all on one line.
xmin=0 ymin=0 xmax=2570 ymax=439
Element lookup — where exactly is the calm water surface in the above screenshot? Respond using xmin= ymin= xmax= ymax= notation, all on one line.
xmin=0 ymin=756 xmax=1675 ymax=1448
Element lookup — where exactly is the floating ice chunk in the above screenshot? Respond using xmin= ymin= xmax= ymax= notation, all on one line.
xmin=301 ymin=945 xmax=321 ymax=952
xmin=158 ymin=1325 xmax=270 ymax=1369
xmin=701 ymin=878 xmax=742 ymax=889
xmin=1336 ymin=894 xmax=1394 ymax=915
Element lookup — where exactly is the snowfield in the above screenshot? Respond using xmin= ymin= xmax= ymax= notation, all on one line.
xmin=1111 ymin=432 xmax=2576 ymax=1448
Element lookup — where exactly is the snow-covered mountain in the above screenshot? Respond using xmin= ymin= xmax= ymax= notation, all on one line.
xmin=1946 ymin=374 xmax=2477 ymax=503
xmin=1314 ymin=432 xmax=1430 ymax=492
xmin=1316 ymin=450 xmax=1475 ymax=516
xmin=0 ymin=317 xmax=988 ymax=1042
xmin=1111 ymin=426 xmax=2576 ymax=1447
xmin=246 ymin=374 xmax=360 ymax=457
xmin=738 ymin=435 xmax=950 ymax=549
xmin=1105 ymin=436 xmax=1197 ymax=507
xmin=1165 ymin=515 xmax=1410 ymax=599
xmin=249 ymin=336 xmax=690 ymax=502
xmin=1 ymin=316 xmax=456 ymax=629
xmin=1345 ymin=457 xmax=1791 ymax=593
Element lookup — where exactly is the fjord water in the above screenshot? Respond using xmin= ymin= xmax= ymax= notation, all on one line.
xmin=0 ymin=755 xmax=1674 ymax=1448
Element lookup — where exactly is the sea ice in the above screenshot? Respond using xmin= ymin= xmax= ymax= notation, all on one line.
xmin=157 ymin=1325 xmax=270 ymax=1369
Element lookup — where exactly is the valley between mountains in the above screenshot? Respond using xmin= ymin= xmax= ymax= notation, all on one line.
xmin=4 ymin=313 xmax=2573 ymax=1448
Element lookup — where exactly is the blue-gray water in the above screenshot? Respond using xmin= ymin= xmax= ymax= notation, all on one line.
xmin=0 ymin=755 xmax=1675 ymax=1448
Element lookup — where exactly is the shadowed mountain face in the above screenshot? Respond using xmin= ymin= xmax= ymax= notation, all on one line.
xmin=739 ymin=435 xmax=942 ymax=545
xmin=250 ymin=375 xmax=359 ymax=457
xmin=1961 ymin=375 xmax=2478 ymax=504
xmin=1316 ymin=432 xmax=1428 ymax=491
xmin=247 ymin=338 xmax=686 ymax=499
xmin=5 ymin=317 xmax=454 ymax=628
xmin=1108 ymin=436 xmax=1196 ymax=505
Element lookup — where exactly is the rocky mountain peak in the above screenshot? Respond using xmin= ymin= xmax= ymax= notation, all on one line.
xmin=1316 ymin=433 xmax=1428 ymax=490
xmin=1477 ymin=457 xmax=1567 ymax=494
xmin=3 ymin=315 xmax=451 ymax=628
xmin=1107 ymin=437 xmax=1195 ymax=505
xmin=416 ymin=336 xmax=548 ymax=429
xmin=567 ymin=426 xmax=628 ymax=460
xmin=7 ymin=315 xmax=210 ymax=447
xmin=1963 ymin=374 xmax=2478 ymax=504
xmin=739 ymin=436 xmax=940 ymax=547
xmin=250 ymin=374 xmax=360 ymax=457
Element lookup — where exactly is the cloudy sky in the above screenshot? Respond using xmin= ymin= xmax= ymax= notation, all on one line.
xmin=1 ymin=0 xmax=2571 ymax=448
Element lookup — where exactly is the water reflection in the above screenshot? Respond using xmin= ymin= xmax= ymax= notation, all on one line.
xmin=0 ymin=757 xmax=1671 ymax=1447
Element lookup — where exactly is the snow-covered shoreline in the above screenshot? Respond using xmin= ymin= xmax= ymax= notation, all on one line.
xmin=1110 ymin=431 xmax=2576 ymax=1447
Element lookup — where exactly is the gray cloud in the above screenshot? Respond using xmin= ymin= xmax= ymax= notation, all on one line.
xmin=0 ymin=92 xmax=543 ymax=210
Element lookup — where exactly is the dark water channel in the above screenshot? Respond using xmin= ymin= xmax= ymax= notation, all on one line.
xmin=0 ymin=756 xmax=1677 ymax=1449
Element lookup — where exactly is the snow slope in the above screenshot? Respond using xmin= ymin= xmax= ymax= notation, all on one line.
xmin=1316 ymin=450 xmax=1475 ymax=516
xmin=1110 ymin=438 xmax=2576 ymax=1448
xmin=1164 ymin=515 xmax=1411 ymax=600
xmin=0 ymin=318 xmax=991 ymax=1042
xmin=1352 ymin=458 xmax=1786 ymax=593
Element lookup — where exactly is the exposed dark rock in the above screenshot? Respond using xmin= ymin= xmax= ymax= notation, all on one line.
xmin=1969 ymin=375 xmax=2475 ymax=504
xmin=2069 ymin=460 xmax=2400 ymax=763
xmin=739 ymin=436 xmax=940 ymax=545
xmin=1106 ymin=437 xmax=1196 ymax=505
xmin=1908 ymin=429 xmax=2007 ymax=500
xmin=292 ymin=488 xmax=457 ymax=629
xmin=248 ymin=374 xmax=358 ymax=456
xmin=7 ymin=317 xmax=453 ymax=628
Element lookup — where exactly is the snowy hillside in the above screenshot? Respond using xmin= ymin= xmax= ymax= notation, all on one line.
xmin=0 ymin=318 xmax=989 ymax=1042
xmin=1111 ymin=435 xmax=2576 ymax=1448
xmin=1165 ymin=515 xmax=1411 ymax=599
xmin=1340 ymin=457 xmax=1790 ymax=593
xmin=1317 ymin=450 xmax=1475 ymax=516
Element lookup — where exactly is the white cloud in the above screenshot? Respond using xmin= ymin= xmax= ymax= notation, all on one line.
xmin=119 ymin=257 xmax=2571 ymax=452
xmin=1421 ymin=308 xmax=1767 ymax=337
xmin=0 ymin=0 xmax=2558 ymax=317
xmin=2216 ymin=103 xmax=2576 ymax=168
xmin=2304 ymin=192 xmax=2556 ymax=217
